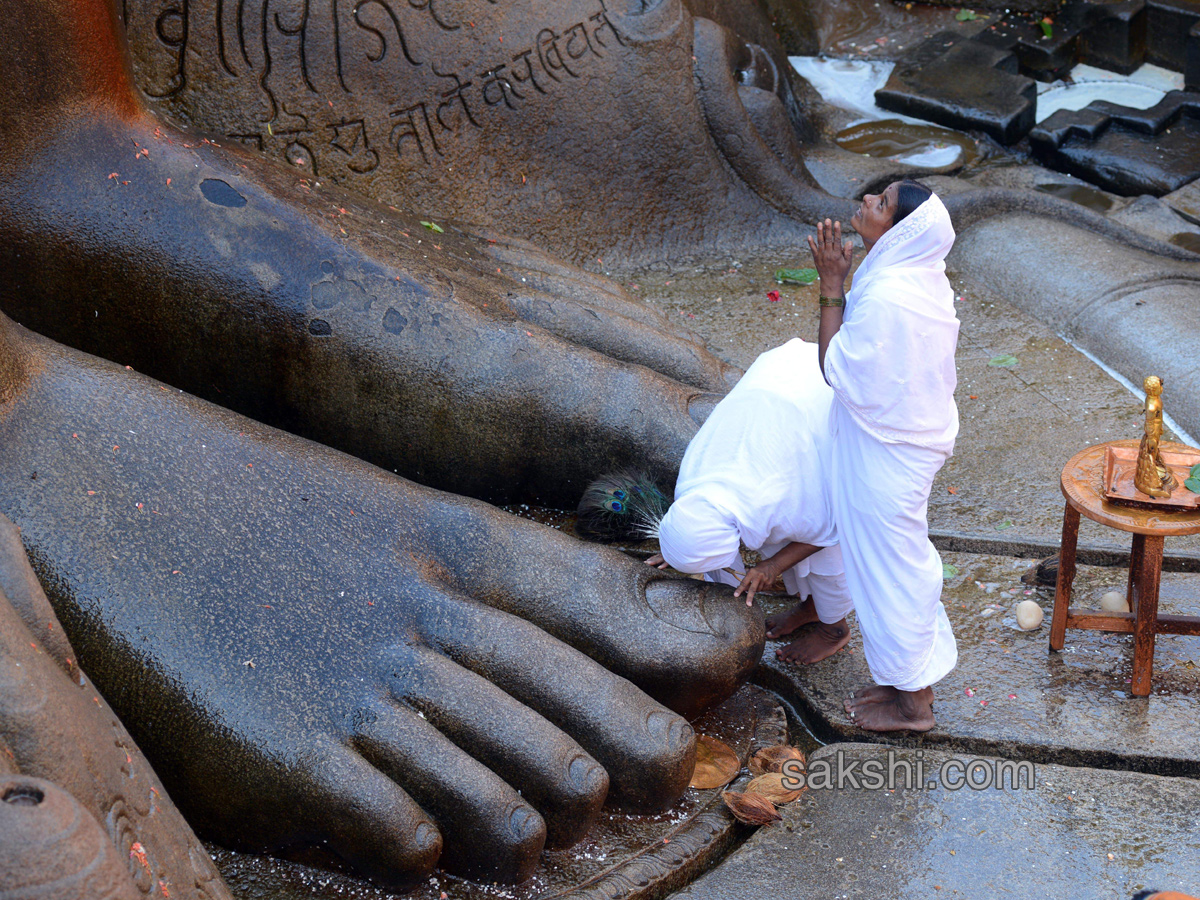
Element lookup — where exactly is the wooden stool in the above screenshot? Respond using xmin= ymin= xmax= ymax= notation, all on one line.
xmin=1051 ymin=440 xmax=1200 ymax=697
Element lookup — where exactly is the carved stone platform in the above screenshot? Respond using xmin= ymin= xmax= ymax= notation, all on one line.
xmin=1030 ymin=91 xmax=1200 ymax=195
xmin=210 ymin=685 xmax=788 ymax=900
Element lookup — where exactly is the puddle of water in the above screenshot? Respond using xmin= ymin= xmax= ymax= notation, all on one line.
xmin=1034 ymin=182 xmax=1115 ymax=213
xmin=835 ymin=118 xmax=977 ymax=168
xmin=1035 ymin=63 xmax=1184 ymax=122
xmin=790 ymin=57 xmax=912 ymax=123
xmin=1170 ymin=232 xmax=1200 ymax=255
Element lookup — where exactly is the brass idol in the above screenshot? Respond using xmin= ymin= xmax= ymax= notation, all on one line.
xmin=1134 ymin=375 xmax=1178 ymax=499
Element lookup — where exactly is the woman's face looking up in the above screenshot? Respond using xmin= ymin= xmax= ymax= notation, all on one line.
xmin=850 ymin=182 xmax=900 ymax=250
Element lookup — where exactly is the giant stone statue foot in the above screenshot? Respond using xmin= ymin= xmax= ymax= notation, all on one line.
xmin=0 ymin=311 xmax=764 ymax=888
xmin=0 ymin=516 xmax=232 ymax=900
xmin=0 ymin=0 xmax=742 ymax=510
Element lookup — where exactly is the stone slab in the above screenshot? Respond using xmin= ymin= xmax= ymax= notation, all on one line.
xmin=973 ymin=15 xmax=1083 ymax=82
xmin=755 ymin=551 xmax=1200 ymax=776
xmin=672 ymin=744 xmax=1200 ymax=900
xmin=875 ymin=33 xmax=1038 ymax=144
xmin=1068 ymin=0 xmax=1149 ymax=74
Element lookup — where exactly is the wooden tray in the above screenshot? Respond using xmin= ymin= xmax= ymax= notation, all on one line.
xmin=1104 ymin=446 xmax=1200 ymax=509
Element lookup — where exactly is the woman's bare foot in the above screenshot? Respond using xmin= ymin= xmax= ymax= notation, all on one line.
xmin=844 ymin=686 xmax=936 ymax=732
xmin=842 ymin=684 xmax=898 ymax=710
xmin=764 ymin=598 xmax=819 ymax=639
xmin=775 ymin=620 xmax=850 ymax=664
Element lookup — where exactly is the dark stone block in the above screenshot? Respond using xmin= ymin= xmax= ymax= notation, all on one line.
xmin=1066 ymin=0 xmax=1149 ymax=73
xmin=1189 ymin=20 xmax=1200 ymax=88
xmin=1030 ymin=91 xmax=1200 ymax=194
xmin=1145 ymin=0 xmax=1200 ymax=70
xmin=973 ymin=15 xmax=1083 ymax=81
xmin=875 ymin=33 xmax=1037 ymax=144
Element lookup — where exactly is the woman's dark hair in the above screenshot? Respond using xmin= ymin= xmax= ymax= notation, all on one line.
xmin=894 ymin=179 xmax=934 ymax=225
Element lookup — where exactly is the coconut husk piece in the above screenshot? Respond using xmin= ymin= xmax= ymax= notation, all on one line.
xmin=744 ymin=772 xmax=805 ymax=805
xmin=722 ymin=790 xmax=782 ymax=825
xmin=748 ymin=744 xmax=805 ymax=777
xmin=689 ymin=734 xmax=740 ymax=790
xmin=1021 ymin=554 xmax=1058 ymax=587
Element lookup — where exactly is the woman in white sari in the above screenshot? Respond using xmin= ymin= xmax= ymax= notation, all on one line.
xmin=810 ymin=180 xmax=960 ymax=732
xmin=645 ymin=338 xmax=855 ymax=665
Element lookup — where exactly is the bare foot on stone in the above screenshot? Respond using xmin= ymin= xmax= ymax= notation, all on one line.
xmin=844 ymin=685 xmax=936 ymax=733
xmin=843 ymin=684 xmax=900 ymax=710
xmin=775 ymin=620 xmax=850 ymax=665
xmin=764 ymin=598 xmax=819 ymax=639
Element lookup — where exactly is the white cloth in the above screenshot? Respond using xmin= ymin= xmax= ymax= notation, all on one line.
xmin=830 ymin=405 xmax=957 ymax=689
xmin=658 ymin=339 xmax=850 ymax=619
xmin=825 ymin=192 xmax=960 ymax=455
xmin=825 ymin=193 xmax=960 ymax=690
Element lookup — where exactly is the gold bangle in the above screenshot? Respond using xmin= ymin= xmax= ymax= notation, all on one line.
xmin=819 ymin=295 xmax=845 ymax=308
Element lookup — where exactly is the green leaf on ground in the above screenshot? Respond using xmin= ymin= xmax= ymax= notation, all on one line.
xmin=942 ymin=563 xmax=960 ymax=579
xmin=774 ymin=267 xmax=818 ymax=285
xmin=955 ymin=8 xmax=978 ymax=20
xmin=420 ymin=220 xmax=444 ymax=233
xmin=996 ymin=519 xmax=1015 ymax=531
xmin=988 ymin=354 xmax=1019 ymax=367
xmin=1185 ymin=464 xmax=1200 ymax=494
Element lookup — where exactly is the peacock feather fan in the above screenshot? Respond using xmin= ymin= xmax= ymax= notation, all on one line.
xmin=576 ymin=470 xmax=672 ymax=542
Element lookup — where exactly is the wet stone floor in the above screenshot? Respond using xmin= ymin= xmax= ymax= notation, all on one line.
xmin=757 ymin=552 xmax=1200 ymax=770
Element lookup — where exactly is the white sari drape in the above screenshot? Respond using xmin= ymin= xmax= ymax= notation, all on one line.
xmin=825 ymin=193 xmax=960 ymax=690
xmin=658 ymin=339 xmax=852 ymax=623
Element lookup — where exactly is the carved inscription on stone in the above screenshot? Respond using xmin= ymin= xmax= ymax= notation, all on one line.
xmin=122 ymin=1 xmax=623 ymax=179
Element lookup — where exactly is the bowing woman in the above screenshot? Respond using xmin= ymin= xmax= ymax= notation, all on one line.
xmin=645 ymin=338 xmax=854 ymax=666
xmin=810 ymin=180 xmax=961 ymax=733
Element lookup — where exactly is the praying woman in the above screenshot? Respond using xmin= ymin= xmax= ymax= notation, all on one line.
xmin=645 ymin=338 xmax=853 ymax=665
xmin=810 ymin=180 xmax=961 ymax=733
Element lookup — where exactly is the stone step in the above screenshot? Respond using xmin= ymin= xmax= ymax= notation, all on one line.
xmin=1065 ymin=0 xmax=1149 ymax=74
xmin=1030 ymin=90 xmax=1200 ymax=195
xmin=973 ymin=14 xmax=1085 ymax=82
xmin=754 ymin=545 xmax=1200 ymax=781
xmin=973 ymin=0 xmax=1151 ymax=81
xmin=1146 ymin=0 xmax=1200 ymax=71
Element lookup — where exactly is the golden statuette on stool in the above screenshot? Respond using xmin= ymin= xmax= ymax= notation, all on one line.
xmin=1134 ymin=375 xmax=1178 ymax=499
